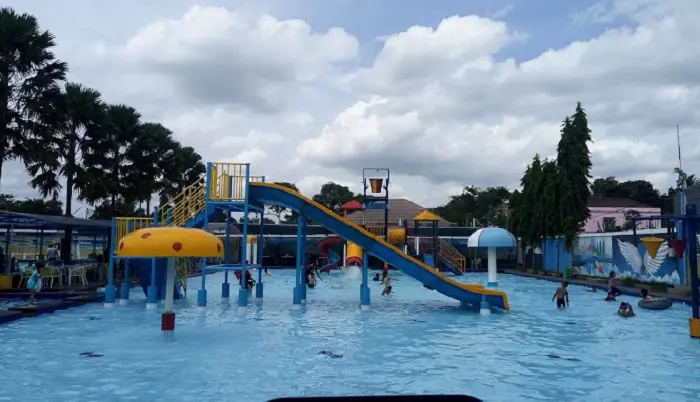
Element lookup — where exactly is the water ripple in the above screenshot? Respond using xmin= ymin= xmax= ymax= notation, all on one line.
xmin=0 ymin=270 xmax=698 ymax=402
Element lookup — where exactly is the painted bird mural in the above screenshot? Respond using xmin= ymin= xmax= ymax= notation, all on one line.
xmin=617 ymin=239 xmax=669 ymax=276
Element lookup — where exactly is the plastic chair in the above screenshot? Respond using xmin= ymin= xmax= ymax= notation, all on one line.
xmin=41 ymin=267 xmax=62 ymax=288
xmin=18 ymin=268 xmax=34 ymax=288
xmin=68 ymin=266 xmax=88 ymax=287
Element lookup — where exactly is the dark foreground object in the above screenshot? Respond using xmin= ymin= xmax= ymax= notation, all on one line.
xmin=270 ymin=396 xmax=483 ymax=401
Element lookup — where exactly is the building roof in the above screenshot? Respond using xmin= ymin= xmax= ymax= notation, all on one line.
xmin=588 ymin=197 xmax=655 ymax=209
xmin=0 ymin=211 xmax=109 ymax=232
xmin=346 ymin=199 xmax=454 ymax=227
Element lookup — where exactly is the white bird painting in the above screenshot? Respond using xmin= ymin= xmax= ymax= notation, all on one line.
xmin=617 ymin=239 xmax=669 ymax=276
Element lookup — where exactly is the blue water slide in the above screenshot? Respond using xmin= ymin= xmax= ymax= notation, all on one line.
xmin=131 ymin=259 xmax=183 ymax=300
xmin=248 ymin=182 xmax=510 ymax=311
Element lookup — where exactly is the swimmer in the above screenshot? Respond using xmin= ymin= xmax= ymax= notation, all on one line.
xmin=640 ymin=288 xmax=655 ymax=301
xmin=372 ymin=273 xmax=380 ymax=281
xmin=608 ymin=272 xmax=622 ymax=297
xmin=551 ymin=281 xmax=569 ymax=308
xmin=618 ymin=302 xmax=635 ymax=317
xmin=306 ymin=270 xmax=316 ymax=288
xmin=382 ymin=274 xmax=397 ymax=295
xmin=604 ymin=291 xmax=617 ymax=302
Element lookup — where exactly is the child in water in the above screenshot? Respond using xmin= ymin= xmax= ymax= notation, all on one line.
xmin=618 ymin=302 xmax=635 ymax=317
xmin=604 ymin=291 xmax=617 ymax=302
xmin=640 ymin=288 xmax=655 ymax=301
xmin=372 ymin=273 xmax=380 ymax=281
xmin=551 ymin=281 xmax=569 ymax=308
xmin=27 ymin=263 xmax=44 ymax=305
xmin=381 ymin=273 xmax=397 ymax=295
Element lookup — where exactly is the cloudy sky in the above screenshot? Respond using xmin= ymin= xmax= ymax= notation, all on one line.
xmin=4 ymin=0 xmax=700 ymax=212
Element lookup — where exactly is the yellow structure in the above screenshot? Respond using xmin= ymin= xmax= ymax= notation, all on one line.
xmin=346 ymin=242 xmax=363 ymax=266
xmin=387 ymin=227 xmax=406 ymax=244
xmin=117 ymin=227 xmax=224 ymax=336
xmin=640 ymin=236 xmax=664 ymax=259
xmin=690 ymin=318 xmax=700 ymax=338
xmin=413 ymin=210 xmax=441 ymax=222
xmin=117 ymin=227 xmax=224 ymax=258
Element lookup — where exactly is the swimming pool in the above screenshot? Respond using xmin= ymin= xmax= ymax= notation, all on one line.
xmin=0 ymin=270 xmax=698 ymax=401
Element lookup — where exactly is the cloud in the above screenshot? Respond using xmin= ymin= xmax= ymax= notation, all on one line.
xmin=299 ymin=0 xmax=700 ymax=196
xmin=118 ymin=6 xmax=359 ymax=114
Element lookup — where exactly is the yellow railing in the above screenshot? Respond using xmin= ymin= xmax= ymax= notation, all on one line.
xmin=175 ymin=257 xmax=188 ymax=296
xmin=208 ymin=162 xmax=265 ymax=201
xmin=366 ymin=226 xmax=385 ymax=236
xmin=439 ymin=239 xmax=466 ymax=272
xmin=114 ymin=217 xmax=154 ymax=252
xmin=158 ymin=177 xmax=206 ymax=226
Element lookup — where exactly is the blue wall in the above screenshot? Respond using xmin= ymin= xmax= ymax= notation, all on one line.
xmin=525 ymin=232 xmax=684 ymax=285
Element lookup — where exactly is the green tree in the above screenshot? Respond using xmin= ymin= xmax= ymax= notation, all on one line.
xmin=312 ymin=182 xmax=360 ymax=216
xmin=157 ymin=144 xmax=206 ymax=208
xmin=0 ymin=8 xmax=68 ymax=191
xmin=540 ymin=159 xmax=563 ymax=272
xmin=556 ymin=103 xmax=592 ymax=257
xmin=90 ymin=200 xmax=145 ymax=220
xmin=26 ymin=82 xmax=105 ymax=214
xmin=80 ymin=104 xmax=143 ymax=215
xmin=0 ymin=193 xmax=63 ymax=215
xmin=519 ymin=155 xmax=544 ymax=270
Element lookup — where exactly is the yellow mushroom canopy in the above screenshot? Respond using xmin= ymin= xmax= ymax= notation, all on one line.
xmin=116 ymin=227 xmax=224 ymax=258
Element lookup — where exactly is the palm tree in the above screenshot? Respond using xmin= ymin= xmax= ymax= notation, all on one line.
xmin=27 ymin=82 xmax=105 ymax=214
xmin=158 ymin=144 xmax=205 ymax=207
xmin=0 ymin=8 xmax=68 ymax=191
xmin=80 ymin=104 xmax=143 ymax=216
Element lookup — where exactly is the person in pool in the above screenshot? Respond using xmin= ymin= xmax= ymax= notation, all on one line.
xmin=604 ymin=291 xmax=617 ymax=302
xmin=608 ymin=272 xmax=622 ymax=296
xmin=372 ymin=273 xmax=381 ymax=281
xmin=618 ymin=302 xmax=635 ymax=317
xmin=264 ymin=268 xmax=271 ymax=277
xmin=551 ymin=281 xmax=569 ymax=308
xmin=382 ymin=273 xmax=397 ymax=295
xmin=27 ymin=262 xmax=44 ymax=305
xmin=640 ymin=288 xmax=655 ymax=301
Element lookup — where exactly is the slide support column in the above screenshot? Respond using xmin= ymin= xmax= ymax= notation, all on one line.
xmin=293 ymin=216 xmax=304 ymax=309
xmin=487 ymin=247 xmax=498 ymax=287
xmin=360 ymin=252 xmax=370 ymax=310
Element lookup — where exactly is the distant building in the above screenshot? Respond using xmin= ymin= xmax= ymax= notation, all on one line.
xmin=585 ymin=197 xmax=661 ymax=233
xmin=675 ymin=184 xmax=700 ymax=214
xmin=346 ymin=199 xmax=455 ymax=227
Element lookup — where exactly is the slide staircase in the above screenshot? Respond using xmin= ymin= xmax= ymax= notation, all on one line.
xmin=438 ymin=239 xmax=466 ymax=274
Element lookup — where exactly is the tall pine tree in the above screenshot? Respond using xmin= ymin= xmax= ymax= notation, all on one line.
xmin=556 ymin=102 xmax=593 ymax=259
xmin=519 ymin=155 xmax=544 ymax=270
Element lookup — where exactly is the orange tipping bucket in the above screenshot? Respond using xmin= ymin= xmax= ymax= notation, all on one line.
xmin=640 ymin=236 xmax=664 ymax=259
xmin=369 ymin=178 xmax=383 ymax=193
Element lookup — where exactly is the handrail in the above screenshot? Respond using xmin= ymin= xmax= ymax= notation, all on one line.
xmin=158 ymin=177 xmax=206 ymax=225
xmin=114 ymin=217 xmax=154 ymax=251
xmin=175 ymin=257 xmax=188 ymax=296
xmin=439 ymin=239 xmax=467 ymax=272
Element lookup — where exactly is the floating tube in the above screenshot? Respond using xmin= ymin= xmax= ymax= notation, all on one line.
xmin=637 ymin=298 xmax=673 ymax=310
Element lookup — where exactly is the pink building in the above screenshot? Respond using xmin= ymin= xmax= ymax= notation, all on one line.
xmin=584 ymin=197 xmax=662 ymax=233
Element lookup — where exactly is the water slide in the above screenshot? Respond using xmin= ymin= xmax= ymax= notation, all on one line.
xmin=131 ymin=259 xmax=183 ymax=300
xmin=249 ymin=182 xmax=509 ymax=311
xmin=317 ymin=236 xmax=343 ymax=272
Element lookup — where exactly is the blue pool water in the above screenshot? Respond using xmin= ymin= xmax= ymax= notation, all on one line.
xmin=1 ymin=270 xmax=699 ymax=402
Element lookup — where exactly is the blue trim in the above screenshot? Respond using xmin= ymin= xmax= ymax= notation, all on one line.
xmin=105 ymin=217 xmax=117 ymax=303
xmin=361 ymin=252 xmax=370 ymax=307
xmin=293 ymin=217 xmax=304 ymax=306
xmin=248 ymin=183 xmax=508 ymax=310
xmin=197 ymin=288 xmax=207 ymax=307
xmin=487 ymin=281 xmax=498 ymax=287
xmin=221 ymin=281 xmax=230 ymax=299
xmin=685 ymin=204 xmax=699 ymax=318
xmin=239 ymin=164 xmax=251 ymax=307
xmin=257 ymin=204 xmax=265 ymax=299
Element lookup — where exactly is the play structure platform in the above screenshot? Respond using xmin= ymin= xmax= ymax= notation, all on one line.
xmin=104 ymin=162 xmax=509 ymax=315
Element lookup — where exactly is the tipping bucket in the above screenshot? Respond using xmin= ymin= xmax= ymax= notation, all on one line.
xmin=369 ymin=178 xmax=383 ymax=193
xmin=640 ymin=237 xmax=664 ymax=259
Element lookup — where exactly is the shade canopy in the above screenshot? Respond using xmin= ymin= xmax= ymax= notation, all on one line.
xmin=413 ymin=210 xmax=441 ymax=222
xmin=117 ymin=227 xmax=224 ymax=258
xmin=467 ymin=227 xmax=517 ymax=248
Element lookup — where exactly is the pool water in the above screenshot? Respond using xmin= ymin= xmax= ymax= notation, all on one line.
xmin=0 ymin=298 xmax=30 ymax=309
xmin=0 ymin=270 xmax=699 ymax=402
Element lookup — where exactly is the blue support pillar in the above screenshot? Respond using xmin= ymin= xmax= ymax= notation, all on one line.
xmin=255 ymin=211 xmax=265 ymax=301
xmin=293 ymin=216 xmax=304 ymax=308
xmin=360 ymin=252 xmax=370 ymax=310
xmin=301 ymin=223 xmax=307 ymax=303
xmin=198 ymin=163 xmax=213 ymax=309
xmin=147 ymin=207 xmax=159 ymax=309
xmin=221 ymin=210 xmax=231 ymax=301
xmin=104 ymin=217 xmax=117 ymax=307
xmin=685 ymin=205 xmax=699 ymax=321
xmin=480 ymin=294 xmax=491 ymax=315
xmin=238 ymin=164 xmax=251 ymax=308
xmin=119 ymin=221 xmax=132 ymax=305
